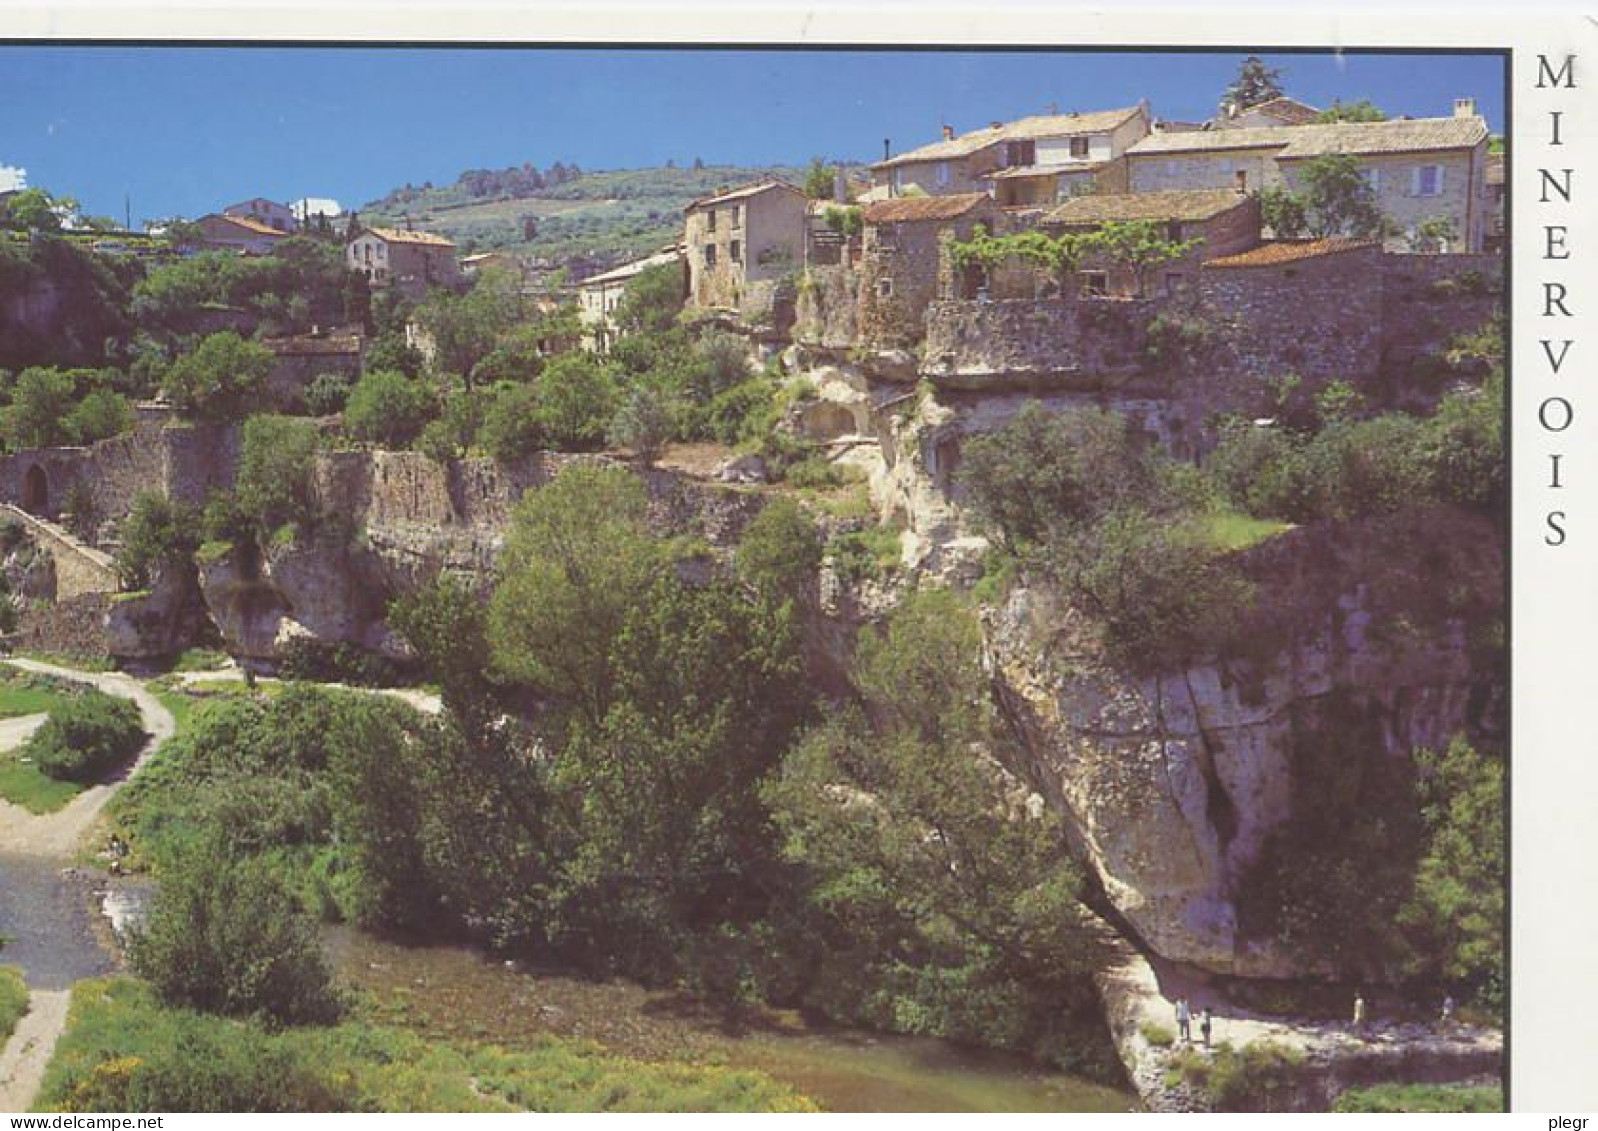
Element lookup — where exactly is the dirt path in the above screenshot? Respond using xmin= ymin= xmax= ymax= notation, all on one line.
xmin=0 ymin=659 xmax=176 ymax=1111
xmin=0 ymin=660 xmax=176 ymax=859
xmin=176 ymin=668 xmax=443 ymax=715
xmin=0 ymin=989 xmax=69 ymax=1112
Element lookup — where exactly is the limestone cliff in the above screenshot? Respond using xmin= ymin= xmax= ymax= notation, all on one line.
xmin=985 ymin=507 xmax=1503 ymax=978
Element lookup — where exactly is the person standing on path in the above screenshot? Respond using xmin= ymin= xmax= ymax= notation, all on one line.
xmin=1353 ymin=992 xmax=1367 ymax=1031
xmin=1200 ymin=1006 xmax=1213 ymax=1048
xmin=1175 ymin=997 xmax=1192 ymax=1043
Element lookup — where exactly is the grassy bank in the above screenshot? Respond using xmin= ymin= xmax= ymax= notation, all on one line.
xmin=36 ymin=978 xmax=816 ymax=1113
xmin=0 ymin=967 xmax=28 ymax=1045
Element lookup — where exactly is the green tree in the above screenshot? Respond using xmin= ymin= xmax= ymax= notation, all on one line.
xmin=234 ymin=414 xmax=320 ymax=533
xmin=606 ymin=385 xmax=673 ymax=462
xmin=479 ymin=382 xmax=544 ymax=462
xmin=26 ymin=691 xmax=146 ymax=783
xmin=161 ymin=332 xmax=274 ymax=420
xmin=765 ymin=591 xmax=1103 ymax=1060
xmin=414 ymin=266 xmax=525 ymax=384
xmin=6 ymin=367 xmax=77 ymax=448
xmin=1222 ymin=55 xmax=1286 ymax=113
xmin=2 ymin=187 xmax=74 ymax=232
xmin=1294 ymin=154 xmax=1388 ymax=239
xmin=532 ymin=352 xmax=618 ymax=449
xmin=803 ymin=157 xmax=837 ymax=200
xmin=65 ymin=387 xmax=134 ymax=445
xmin=130 ymin=837 xmax=342 ymax=1027
xmin=341 ymin=368 xmax=436 ymax=447
xmin=1315 ymin=98 xmax=1387 ymax=123
xmin=612 ymin=262 xmax=685 ymax=335
xmin=488 ymin=464 xmax=666 ymax=726
xmin=1257 ymin=186 xmax=1309 ymax=239
xmin=115 ymin=492 xmax=199 ymax=590
xmin=1091 ymin=220 xmax=1204 ymax=297
xmin=957 ymin=402 xmax=1158 ymax=550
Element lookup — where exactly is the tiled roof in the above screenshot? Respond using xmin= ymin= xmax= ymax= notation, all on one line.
xmin=580 ymin=246 xmax=685 ymax=287
xmin=1203 ymin=237 xmax=1379 ymax=269
xmin=686 ymin=179 xmax=805 ymax=212
xmin=1045 ymin=188 xmax=1252 ymax=224
xmin=982 ymin=161 xmax=1107 ymax=180
xmin=365 ymin=226 xmax=456 ymax=248
xmin=206 ymin=213 xmax=288 ymax=238
xmin=874 ymin=105 xmax=1144 ymax=170
xmin=1225 ymin=96 xmax=1321 ymax=126
xmin=1128 ymin=115 xmax=1488 ymax=158
xmin=862 ymin=192 xmax=992 ymax=223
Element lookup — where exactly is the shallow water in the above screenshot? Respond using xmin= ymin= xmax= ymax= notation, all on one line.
xmin=326 ymin=928 xmax=1139 ymax=1113
xmin=0 ymin=854 xmax=115 ymax=990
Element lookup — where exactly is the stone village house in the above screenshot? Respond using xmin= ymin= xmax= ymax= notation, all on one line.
xmin=222 ymin=197 xmax=298 ymax=233
xmin=260 ymin=328 xmax=366 ymax=412
xmin=1125 ymin=101 xmax=1491 ymax=252
xmin=1038 ymin=187 xmax=1263 ymax=298
xmin=577 ymin=245 xmax=686 ymax=354
xmin=856 ymin=192 xmax=1001 ymax=349
xmin=683 ymin=181 xmax=809 ymax=325
xmin=346 ymin=226 xmax=464 ymax=303
xmin=870 ymin=105 xmax=1152 ymax=207
xmin=191 ymin=213 xmax=290 ymax=256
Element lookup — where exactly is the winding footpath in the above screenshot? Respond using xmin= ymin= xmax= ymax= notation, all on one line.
xmin=0 ymin=659 xmax=176 ymax=1112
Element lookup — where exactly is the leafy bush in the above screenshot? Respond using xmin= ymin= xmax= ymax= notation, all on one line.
xmin=533 ymin=353 xmax=618 ymax=450
xmin=1333 ymin=1083 xmax=1503 ymax=1112
xmin=479 ymin=382 xmax=543 ymax=462
xmin=65 ymin=388 xmax=135 ymax=445
xmin=0 ymin=966 xmax=26 ymax=1044
xmin=115 ymin=493 xmax=199 ymax=590
xmin=1139 ymin=1021 xmax=1176 ymax=1047
xmin=341 ymin=369 xmax=436 ymax=447
xmin=26 ymin=690 xmax=146 ymax=784
xmin=161 ymin=332 xmax=274 ymax=420
xmin=130 ymin=836 xmax=342 ymax=1027
xmin=827 ymin=525 xmax=901 ymax=584
xmin=235 ymin=414 xmax=320 ymax=533
xmin=303 ymin=371 xmax=352 ymax=416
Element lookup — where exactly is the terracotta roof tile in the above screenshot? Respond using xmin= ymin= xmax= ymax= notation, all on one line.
xmin=1129 ymin=115 xmax=1487 ymax=158
xmin=686 ymin=180 xmax=806 ymax=212
xmin=862 ymin=192 xmax=992 ymax=224
xmin=365 ymin=226 xmax=456 ymax=248
xmin=873 ymin=106 xmax=1144 ymax=169
xmin=1203 ymin=237 xmax=1379 ymax=269
xmin=205 ymin=213 xmax=288 ymax=238
xmin=1223 ymin=96 xmax=1321 ymax=126
xmin=1045 ymin=188 xmax=1252 ymax=224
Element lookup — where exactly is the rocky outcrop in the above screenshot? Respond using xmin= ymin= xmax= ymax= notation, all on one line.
xmin=987 ymin=507 xmax=1503 ymax=978
xmin=104 ymin=566 xmax=211 ymax=662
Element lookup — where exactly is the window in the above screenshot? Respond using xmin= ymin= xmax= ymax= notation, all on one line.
xmin=376 ymin=244 xmax=385 ymax=259
xmin=704 ymin=244 xmax=717 ymax=266
xmin=1165 ymin=221 xmax=1184 ymax=244
xmin=1069 ymin=136 xmax=1090 ymax=159
xmin=732 ymin=205 xmax=742 ymax=229
xmin=707 ymin=209 xmax=718 ymax=231
xmin=1414 ymin=165 xmax=1444 ymax=197
xmin=729 ymin=239 xmax=742 ymax=263
xmin=936 ymin=161 xmax=950 ymax=188
xmin=877 ymin=277 xmax=894 ymax=298
xmin=893 ymin=168 xmax=904 ymax=192
xmin=1359 ymin=167 xmax=1381 ymax=193
xmin=1081 ymin=271 xmax=1108 ymax=298
xmin=1163 ymin=272 xmax=1184 ymax=295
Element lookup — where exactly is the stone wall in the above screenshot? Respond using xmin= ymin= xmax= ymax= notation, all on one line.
xmin=1197 ymin=244 xmax=1385 ymax=386
xmin=1378 ymin=252 xmax=1503 ymax=372
xmin=922 ymin=297 xmax=1156 ymax=388
xmin=794 ymin=265 xmax=860 ymax=351
xmin=0 ymin=506 xmax=118 ymax=600
xmin=14 ymin=592 xmax=113 ymax=658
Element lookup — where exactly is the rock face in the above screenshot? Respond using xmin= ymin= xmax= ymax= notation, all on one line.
xmin=104 ymin=566 xmax=211 ymax=661
xmin=986 ymin=508 xmax=1503 ymax=977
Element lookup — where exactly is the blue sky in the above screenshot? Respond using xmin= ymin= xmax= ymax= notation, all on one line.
xmin=0 ymin=47 xmax=1504 ymax=226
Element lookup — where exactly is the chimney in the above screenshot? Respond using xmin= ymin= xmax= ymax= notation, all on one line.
xmin=883 ymin=137 xmax=891 ymax=162
xmin=990 ymin=120 xmax=1003 ymax=130
xmin=1454 ymin=96 xmax=1478 ymax=119
xmin=943 ymin=124 xmax=955 ymax=140
xmin=1234 ymin=169 xmax=1248 ymax=194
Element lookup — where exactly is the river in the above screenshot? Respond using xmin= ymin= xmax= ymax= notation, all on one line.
xmin=325 ymin=927 xmax=1139 ymax=1113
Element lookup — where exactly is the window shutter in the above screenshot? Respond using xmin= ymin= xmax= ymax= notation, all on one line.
xmin=1435 ymin=165 xmax=1445 ymax=194
xmin=1411 ymin=167 xmax=1422 ymax=196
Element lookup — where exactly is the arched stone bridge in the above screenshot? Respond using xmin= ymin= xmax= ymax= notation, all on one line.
xmin=0 ymin=504 xmax=119 ymax=600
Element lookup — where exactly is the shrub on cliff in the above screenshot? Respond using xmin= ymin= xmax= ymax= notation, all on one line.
xmin=161 ymin=332 xmax=273 ymax=420
xmin=116 ymin=492 xmax=199 ymax=590
xmin=235 ymin=414 xmax=320 ymax=533
xmin=532 ymin=353 xmax=618 ymax=450
xmin=27 ymin=689 xmax=146 ymax=783
xmin=341 ymin=368 xmax=436 ymax=447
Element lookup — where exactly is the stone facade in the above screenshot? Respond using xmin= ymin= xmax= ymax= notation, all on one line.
xmin=684 ymin=182 xmax=808 ymax=323
xmin=263 ymin=331 xmax=365 ymax=411
xmin=857 ymin=195 xmax=999 ymax=349
xmin=348 ymin=227 xmax=463 ymax=302
xmin=922 ymin=297 xmax=1155 ymax=388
